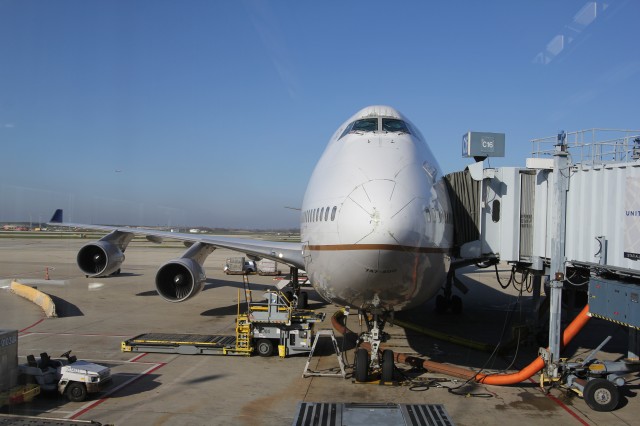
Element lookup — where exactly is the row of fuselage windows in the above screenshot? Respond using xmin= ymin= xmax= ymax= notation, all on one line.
xmin=303 ymin=206 xmax=338 ymax=223
xmin=302 ymin=206 xmax=451 ymax=224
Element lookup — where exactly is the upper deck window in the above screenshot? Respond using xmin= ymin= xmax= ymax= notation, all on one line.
xmin=339 ymin=118 xmax=379 ymax=139
xmin=382 ymin=118 xmax=410 ymax=134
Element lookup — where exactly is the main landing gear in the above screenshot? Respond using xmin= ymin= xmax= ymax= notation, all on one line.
xmin=284 ymin=266 xmax=309 ymax=309
xmin=435 ymin=258 xmax=496 ymax=314
xmin=354 ymin=311 xmax=396 ymax=384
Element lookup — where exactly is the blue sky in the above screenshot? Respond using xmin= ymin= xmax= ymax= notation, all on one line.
xmin=1 ymin=0 xmax=638 ymax=228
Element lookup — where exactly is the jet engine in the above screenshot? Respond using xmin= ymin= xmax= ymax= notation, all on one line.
xmin=155 ymin=258 xmax=206 ymax=302
xmin=77 ymin=241 xmax=125 ymax=277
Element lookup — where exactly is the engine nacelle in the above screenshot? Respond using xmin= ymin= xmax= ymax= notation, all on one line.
xmin=77 ymin=241 xmax=125 ymax=277
xmin=155 ymin=258 xmax=206 ymax=302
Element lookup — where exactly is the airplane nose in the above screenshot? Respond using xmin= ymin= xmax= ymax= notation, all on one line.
xmin=337 ymin=178 xmax=426 ymax=247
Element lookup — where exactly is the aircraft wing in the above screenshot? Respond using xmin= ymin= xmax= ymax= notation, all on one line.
xmin=48 ymin=209 xmax=304 ymax=269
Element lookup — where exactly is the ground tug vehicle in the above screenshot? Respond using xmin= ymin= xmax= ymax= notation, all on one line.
xmin=19 ymin=351 xmax=112 ymax=402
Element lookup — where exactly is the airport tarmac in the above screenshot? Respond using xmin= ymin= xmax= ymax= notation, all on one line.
xmin=1 ymin=237 xmax=638 ymax=425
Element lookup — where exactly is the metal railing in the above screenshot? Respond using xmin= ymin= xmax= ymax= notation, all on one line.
xmin=530 ymin=129 xmax=640 ymax=166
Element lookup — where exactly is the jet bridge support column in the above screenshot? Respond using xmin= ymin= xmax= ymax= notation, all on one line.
xmin=546 ymin=131 xmax=569 ymax=378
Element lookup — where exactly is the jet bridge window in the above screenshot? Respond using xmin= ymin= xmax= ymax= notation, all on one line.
xmin=339 ymin=118 xmax=379 ymax=139
xmin=382 ymin=118 xmax=410 ymax=134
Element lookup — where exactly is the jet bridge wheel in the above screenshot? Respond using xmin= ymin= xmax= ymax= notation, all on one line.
xmin=354 ymin=348 xmax=369 ymax=382
xmin=583 ymin=378 xmax=620 ymax=412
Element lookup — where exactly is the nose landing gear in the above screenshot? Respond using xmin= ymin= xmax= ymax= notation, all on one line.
xmin=353 ymin=310 xmax=397 ymax=384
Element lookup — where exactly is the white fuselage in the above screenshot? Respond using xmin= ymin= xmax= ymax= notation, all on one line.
xmin=301 ymin=106 xmax=453 ymax=312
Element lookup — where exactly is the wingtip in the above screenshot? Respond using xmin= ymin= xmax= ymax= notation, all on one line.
xmin=49 ymin=209 xmax=63 ymax=223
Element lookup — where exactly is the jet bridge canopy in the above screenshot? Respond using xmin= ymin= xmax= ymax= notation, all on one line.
xmin=443 ymin=170 xmax=480 ymax=249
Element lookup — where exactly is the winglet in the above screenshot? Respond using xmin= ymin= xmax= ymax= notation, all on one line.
xmin=49 ymin=209 xmax=63 ymax=223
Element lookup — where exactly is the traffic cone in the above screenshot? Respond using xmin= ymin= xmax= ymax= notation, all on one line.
xmin=45 ymin=267 xmax=50 ymax=280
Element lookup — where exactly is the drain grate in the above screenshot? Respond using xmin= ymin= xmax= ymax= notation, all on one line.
xmin=292 ymin=402 xmax=454 ymax=426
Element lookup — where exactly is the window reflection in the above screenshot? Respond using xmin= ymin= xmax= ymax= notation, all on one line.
xmin=382 ymin=118 xmax=410 ymax=134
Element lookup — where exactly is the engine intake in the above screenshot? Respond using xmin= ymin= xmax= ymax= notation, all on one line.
xmin=77 ymin=241 xmax=124 ymax=277
xmin=155 ymin=258 xmax=206 ymax=302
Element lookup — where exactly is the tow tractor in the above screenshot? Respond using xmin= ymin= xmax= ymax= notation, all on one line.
xmin=19 ymin=350 xmax=112 ymax=402
xmin=122 ymin=284 xmax=325 ymax=358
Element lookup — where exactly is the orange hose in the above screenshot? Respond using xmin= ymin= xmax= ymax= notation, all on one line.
xmin=476 ymin=303 xmax=590 ymax=384
xmin=331 ymin=304 xmax=591 ymax=385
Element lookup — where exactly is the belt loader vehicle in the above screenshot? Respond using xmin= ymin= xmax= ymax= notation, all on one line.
xmin=122 ymin=290 xmax=325 ymax=357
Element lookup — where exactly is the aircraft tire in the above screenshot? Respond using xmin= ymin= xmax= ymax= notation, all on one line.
xmin=355 ymin=348 xmax=369 ymax=383
xmin=451 ymin=295 xmax=463 ymax=315
xmin=381 ymin=349 xmax=394 ymax=383
xmin=285 ymin=291 xmax=294 ymax=306
xmin=435 ymin=295 xmax=447 ymax=314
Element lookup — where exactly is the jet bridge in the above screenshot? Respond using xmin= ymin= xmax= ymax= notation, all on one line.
xmin=455 ymin=137 xmax=640 ymax=270
xmin=444 ymin=129 xmax=640 ymax=411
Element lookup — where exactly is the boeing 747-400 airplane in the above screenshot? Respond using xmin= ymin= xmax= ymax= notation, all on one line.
xmin=50 ymin=105 xmax=454 ymax=379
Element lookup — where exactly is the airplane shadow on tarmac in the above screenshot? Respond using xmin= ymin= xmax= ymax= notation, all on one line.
xmin=200 ymin=303 xmax=239 ymax=317
xmin=396 ymin=267 xmax=631 ymax=374
xmin=387 ymin=268 xmax=537 ymax=371
xmin=183 ymin=374 xmax=227 ymax=384
xmin=113 ymin=272 xmax=142 ymax=278
xmin=135 ymin=290 xmax=159 ymax=296
xmin=106 ymin=373 xmax=162 ymax=399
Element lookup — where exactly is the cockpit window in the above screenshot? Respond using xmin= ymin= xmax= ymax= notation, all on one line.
xmin=352 ymin=118 xmax=378 ymax=132
xmin=339 ymin=118 xmax=378 ymax=139
xmin=382 ymin=118 xmax=410 ymax=134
